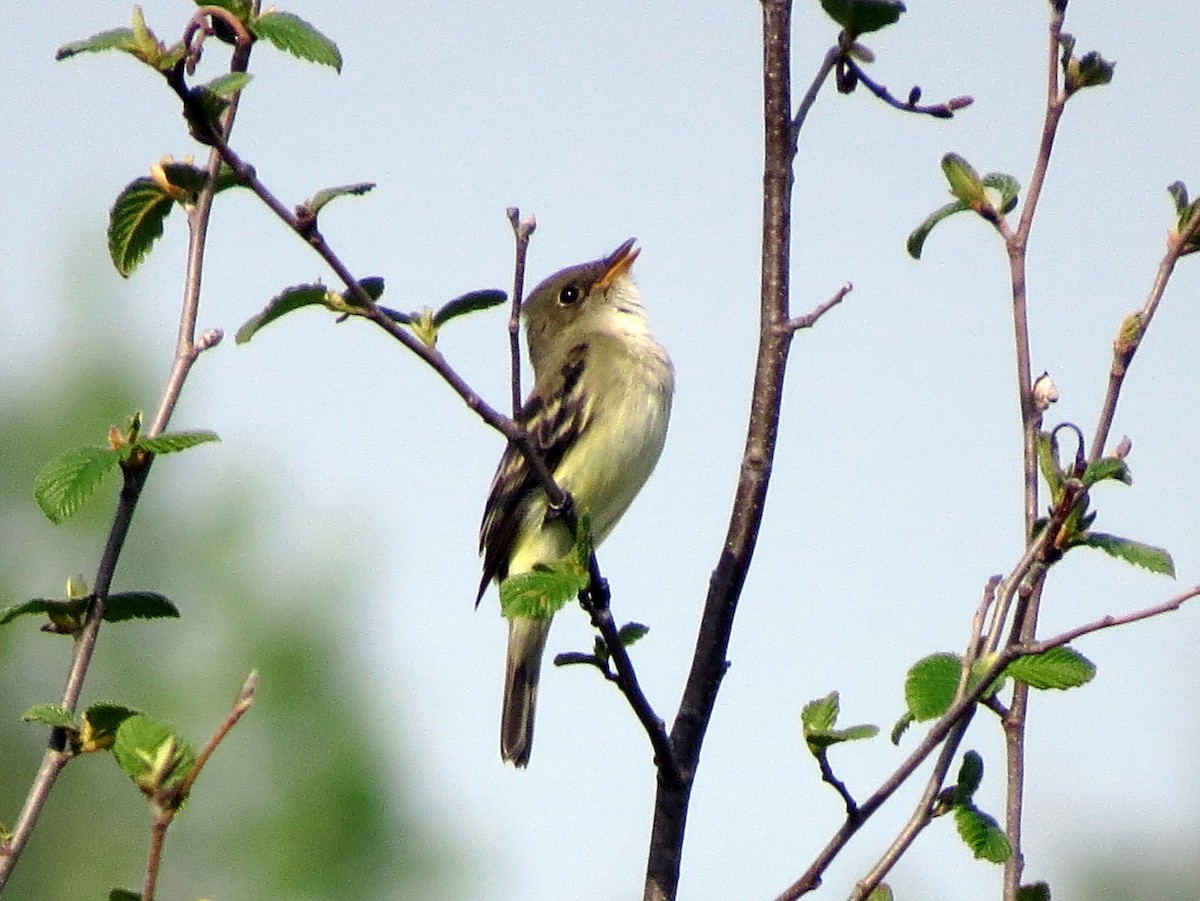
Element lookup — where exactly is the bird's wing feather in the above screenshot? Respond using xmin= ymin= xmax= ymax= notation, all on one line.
xmin=477 ymin=343 xmax=591 ymax=603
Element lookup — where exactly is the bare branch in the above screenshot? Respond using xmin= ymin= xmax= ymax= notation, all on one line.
xmin=506 ymin=208 xmax=536 ymax=417
xmin=841 ymin=56 xmax=973 ymax=119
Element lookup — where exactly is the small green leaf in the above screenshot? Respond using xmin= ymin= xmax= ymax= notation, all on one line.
xmin=954 ymin=749 xmax=984 ymax=802
xmin=1017 ymin=882 xmax=1052 ymax=901
xmin=942 ymin=153 xmax=987 ymax=208
xmin=616 ymin=622 xmax=649 ymax=648
xmin=1076 ymin=533 xmax=1175 ymax=576
xmin=954 ymin=804 xmax=1012 ymax=863
xmin=251 ymin=11 xmax=342 ymax=72
xmin=22 ymin=704 xmax=76 ymax=729
xmin=865 ymin=886 xmax=894 ymax=901
xmin=236 ymin=284 xmax=331 ymax=344
xmin=56 ymin=28 xmax=137 ymax=61
xmin=112 ymin=715 xmax=196 ymax=795
xmin=82 ymin=703 xmax=140 ymax=752
xmin=103 ymin=592 xmax=181 ymax=623
xmin=307 ymin=182 xmax=376 ymax=216
xmin=553 ymin=651 xmax=602 ymax=668
xmin=341 ymin=276 xmax=386 ymax=309
xmin=907 ymin=200 xmax=969 ymax=259
xmin=1168 ymin=181 xmax=1190 ymax=215
xmin=802 ymin=692 xmax=840 ymax=735
xmin=108 ymin=889 xmax=142 ymax=901
xmin=108 ymin=178 xmax=176 ymax=277
xmin=818 ymin=0 xmax=906 ymax=36
xmin=203 ymin=71 xmax=253 ymax=99
xmin=133 ymin=430 xmax=220 ymax=456
xmin=982 ymin=172 xmax=1021 ymax=215
xmin=34 ymin=446 xmax=122 ymax=524
xmin=827 ymin=724 xmax=879 ymax=743
xmin=1035 ymin=430 xmax=1065 ymax=499
xmin=198 ymin=0 xmax=253 ymax=19
xmin=904 ymin=652 xmax=962 ymax=721
xmin=1080 ymin=457 xmax=1131 ymax=488
xmin=1 ymin=598 xmax=65 ymax=626
xmin=890 ymin=711 xmax=913 ymax=745
xmin=500 ymin=563 xmax=588 ymax=620
xmin=1007 ymin=646 xmax=1096 ymax=690
xmin=433 ymin=289 xmax=508 ymax=327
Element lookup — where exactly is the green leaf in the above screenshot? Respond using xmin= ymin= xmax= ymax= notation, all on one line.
xmin=829 ymin=724 xmax=879 ymax=743
xmin=198 ymin=0 xmax=252 ymax=18
xmin=982 ymin=172 xmax=1021 ymax=215
xmin=865 ymin=886 xmax=894 ymax=901
xmin=1017 ymin=882 xmax=1052 ymax=901
xmin=907 ymin=200 xmax=969 ymax=259
xmin=112 ymin=715 xmax=196 ymax=795
xmin=34 ymin=445 xmax=122 ymax=524
xmin=433 ymin=289 xmax=508 ymax=327
xmin=22 ymin=704 xmax=76 ymax=729
xmin=1080 ymin=457 xmax=1131 ymax=488
xmin=342 ymin=276 xmax=386 ymax=308
xmin=499 ymin=563 xmax=588 ymax=620
xmin=236 ymin=284 xmax=331 ymax=344
xmin=1 ymin=598 xmax=65 ymax=626
xmin=306 ymin=182 xmax=376 ymax=216
xmin=942 ymin=153 xmax=987 ymax=208
xmin=203 ymin=71 xmax=253 ymax=99
xmin=818 ymin=0 xmax=906 ymax=35
xmin=82 ymin=703 xmax=140 ymax=752
xmin=1168 ymin=181 xmax=1190 ymax=215
xmin=904 ymin=652 xmax=961 ymax=721
xmin=954 ymin=749 xmax=984 ymax=802
xmin=108 ymin=889 xmax=142 ymax=901
xmin=1035 ymin=430 xmax=1065 ymax=499
xmin=1069 ymin=51 xmax=1116 ymax=93
xmin=252 ymin=11 xmax=343 ymax=72
xmin=133 ymin=430 xmax=220 ymax=456
xmin=890 ymin=711 xmax=913 ymax=745
xmin=1076 ymin=532 xmax=1175 ymax=576
xmin=103 ymin=592 xmax=181 ymax=623
xmin=553 ymin=651 xmax=602 ymax=668
xmin=108 ymin=178 xmax=176 ymax=277
xmin=802 ymin=692 xmax=840 ymax=735
xmin=56 ymin=28 xmax=137 ymax=61
xmin=616 ymin=622 xmax=649 ymax=648
xmin=954 ymin=804 xmax=1012 ymax=863
xmin=1007 ymin=646 xmax=1096 ymax=690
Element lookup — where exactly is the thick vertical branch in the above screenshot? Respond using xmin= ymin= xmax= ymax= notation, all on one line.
xmin=642 ymin=1 xmax=797 ymax=897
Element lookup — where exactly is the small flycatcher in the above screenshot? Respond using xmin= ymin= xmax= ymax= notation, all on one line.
xmin=477 ymin=238 xmax=674 ymax=767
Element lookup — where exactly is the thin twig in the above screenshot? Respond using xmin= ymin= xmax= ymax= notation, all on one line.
xmin=1020 ymin=585 xmax=1200 ymax=653
xmin=782 ymin=283 xmax=851 ymax=332
xmin=842 ymin=56 xmax=973 ymax=119
xmin=791 ymin=46 xmax=839 ymax=142
xmin=505 ymin=208 xmax=536 ymax=417
xmin=815 ymin=750 xmax=858 ymax=819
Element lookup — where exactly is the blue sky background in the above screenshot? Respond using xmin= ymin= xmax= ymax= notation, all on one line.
xmin=5 ymin=3 xmax=1200 ymax=899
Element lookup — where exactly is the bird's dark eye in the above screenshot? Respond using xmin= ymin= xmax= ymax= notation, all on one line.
xmin=558 ymin=283 xmax=582 ymax=306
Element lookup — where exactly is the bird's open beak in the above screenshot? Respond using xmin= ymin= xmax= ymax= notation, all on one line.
xmin=595 ymin=238 xmax=640 ymax=291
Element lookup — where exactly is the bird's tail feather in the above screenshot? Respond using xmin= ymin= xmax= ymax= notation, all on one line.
xmin=501 ymin=617 xmax=551 ymax=767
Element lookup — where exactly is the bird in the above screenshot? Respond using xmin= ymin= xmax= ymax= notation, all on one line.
xmin=477 ymin=238 xmax=674 ymax=766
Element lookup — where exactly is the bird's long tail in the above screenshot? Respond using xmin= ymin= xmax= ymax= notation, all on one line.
xmin=501 ymin=616 xmax=552 ymax=767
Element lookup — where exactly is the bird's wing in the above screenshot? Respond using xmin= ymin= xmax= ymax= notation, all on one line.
xmin=477 ymin=342 xmax=592 ymax=603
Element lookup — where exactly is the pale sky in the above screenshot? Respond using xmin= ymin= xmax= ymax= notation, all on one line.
xmin=5 ymin=3 xmax=1200 ymax=899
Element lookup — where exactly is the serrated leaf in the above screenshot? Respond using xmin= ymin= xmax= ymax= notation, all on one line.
xmin=904 ymin=652 xmax=962 ymax=721
xmin=82 ymin=703 xmax=140 ymax=752
xmin=203 ymin=71 xmax=252 ymax=99
xmin=34 ymin=446 xmax=122 ymax=524
xmin=954 ymin=805 xmax=1012 ymax=863
xmin=955 ymin=749 xmax=984 ymax=802
xmin=802 ymin=692 xmax=840 ymax=735
xmin=108 ymin=178 xmax=176 ymax=277
xmin=1 ymin=598 xmax=61 ymax=626
xmin=1081 ymin=457 xmax=1131 ymax=488
xmin=818 ymin=0 xmax=906 ymax=35
xmin=112 ymin=715 xmax=196 ymax=794
xmin=982 ymin=172 xmax=1021 ymax=215
xmin=133 ymin=430 xmax=220 ymax=456
xmin=22 ymin=704 xmax=76 ymax=729
xmin=1017 ymin=882 xmax=1052 ymax=901
xmin=1076 ymin=532 xmax=1175 ymax=576
xmin=616 ymin=622 xmax=649 ymax=648
xmin=108 ymin=889 xmax=142 ymax=901
xmin=252 ymin=11 xmax=342 ymax=72
xmin=907 ymin=199 xmax=969 ymax=259
xmin=103 ymin=592 xmax=180 ymax=623
xmin=307 ymin=182 xmax=376 ymax=216
xmin=1007 ymin=646 xmax=1096 ymax=690
xmin=56 ymin=28 xmax=138 ymax=61
xmin=890 ymin=711 xmax=913 ymax=745
xmin=236 ymin=284 xmax=330 ymax=344
xmin=433 ymin=289 xmax=508 ymax=327
xmin=500 ymin=563 xmax=588 ymax=620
